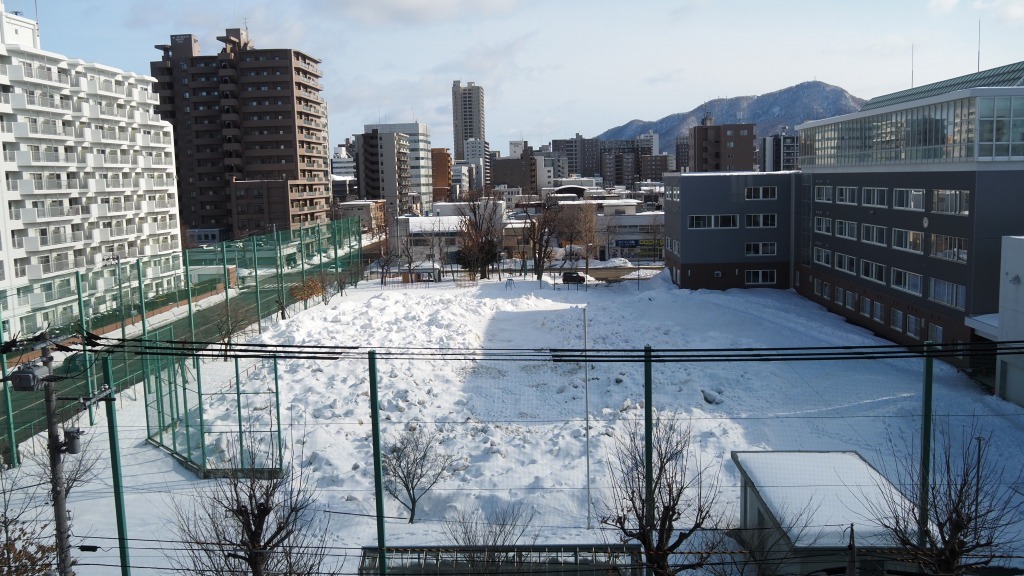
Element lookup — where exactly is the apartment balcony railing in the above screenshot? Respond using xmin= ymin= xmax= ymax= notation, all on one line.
xmin=26 ymin=259 xmax=74 ymax=280
xmin=22 ymin=231 xmax=85 ymax=251
xmin=24 ymin=123 xmax=83 ymax=138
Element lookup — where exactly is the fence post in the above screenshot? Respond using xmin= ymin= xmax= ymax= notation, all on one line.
xmin=76 ymin=271 xmax=96 ymax=426
xmin=252 ymin=234 xmax=262 ymax=333
xmin=644 ymin=344 xmax=654 ymax=535
xmin=276 ymin=230 xmax=286 ymax=319
xmin=369 ymin=350 xmax=388 ymax=576
xmin=300 ymin=225 xmax=308 ymax=310
xmin=0 ymin=293 xmax=17 ymax=466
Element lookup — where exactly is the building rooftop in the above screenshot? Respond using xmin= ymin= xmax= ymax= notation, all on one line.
xmin=861 ymin=60 xmax=1024 ymax=111
xmin=732 ymin=451 xmax=906 ymax=549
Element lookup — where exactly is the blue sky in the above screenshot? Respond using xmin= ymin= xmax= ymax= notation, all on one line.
xmin=12 ymin=0 xmax=1024 ymax=154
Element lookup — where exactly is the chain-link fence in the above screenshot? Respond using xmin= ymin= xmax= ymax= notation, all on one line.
xmin=0 ymin=217 xmax=362 ymax=469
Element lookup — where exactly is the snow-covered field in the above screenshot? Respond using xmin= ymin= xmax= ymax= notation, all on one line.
xmin=38 ymin=272 xmax=1024 ymax=574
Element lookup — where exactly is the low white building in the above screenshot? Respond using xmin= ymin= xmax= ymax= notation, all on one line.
xmin=991 ymin=236 xmax=1024 ymax=406
xmin=732 ymin=451 xmax=917 ymax=576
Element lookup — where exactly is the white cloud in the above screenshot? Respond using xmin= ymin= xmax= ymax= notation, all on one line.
xmin=973 ymin=0 xmax=1024 ymax=21
xmin=929 ymin=0 xmax=959 ymax=13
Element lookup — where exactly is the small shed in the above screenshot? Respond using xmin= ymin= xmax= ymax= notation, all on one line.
xmin=731 ymin=450 xmax=920 ymax=576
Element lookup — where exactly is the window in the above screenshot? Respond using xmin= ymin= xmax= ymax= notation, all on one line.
xmin=814 ymin=217 xmax=832 ymax=235
xmin=890 ymin=309 xmax=904 ymax=332
xmin=932 ymin=189 xmax=969 ymax=215
xmin=745 ymin=242 xmax=777 ymax=256
xmin=873 ymin=301 xmax=885 ymax=323
xmin=893 ymin=188 xmax=924 ymax=211
xmin=845 ymin=291 xmax=857 ymax=310
xmin=745 ymin=270 xmax=776 ymax=285
xmin=928 ymin=323 xmax=943 ymax=343
xmin=907 ymin=315 xmax=923 ymax=339
xmin=930 ymin=234 xmax=968 ymax=263
xmin=891 ymin=268 xmax=923 ymax=295
xmin=861 ymin=259 xmax=886 ymax=284
xmin=929 ymin=278 xmax=966 ymax=310
xmin=860 ymin=297 xmax=872 ymax=317
xmin=863 ymin=187 xmax=887 ymax=207
xmin=834 ymin=253 xmax=857 ymax=275
xmin=746 ymin=213 xmax=777 ymax=228
xmin=813 ymin=247 xmax=832 ymax=266
xmin=835 ymin=220 xmax=857 ymax=240
xmin=689 ymin=214 xmax=738 ymax=229
xmin=861 ymin=224 xmax=886 ymax=246
xmin=823 ymin=282 xmax=832 ymax=300
xmin=892 ymin=228 xmax=923 ymax=253
xmin=814 ymin=186 xmax=833 ymax=202
xmin=745 ymin=186 xmax=777 ymax=200
xmin=814 ymin=278 xmax=822 ymax=295
xmin=836 ymin=186 xmax=858 ymax=205
xmin=835 ymin=287 xmax=845 ymax=305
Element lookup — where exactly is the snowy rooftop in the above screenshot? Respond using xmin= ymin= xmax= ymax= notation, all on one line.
xmin=733 ymin=451 xmax=906 ymax=548
xmin=406 ymin=216 xmax=462 ymax=234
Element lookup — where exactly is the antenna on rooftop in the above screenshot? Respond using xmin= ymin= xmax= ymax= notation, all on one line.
xmin=977 ymin=19 xmax=981 ymax=72
xmin=911 ymin=44 xmax=915 ymax=88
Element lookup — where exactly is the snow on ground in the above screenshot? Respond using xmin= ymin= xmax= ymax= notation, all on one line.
xmin=30 ymin=271 xmax=1024 ymax=574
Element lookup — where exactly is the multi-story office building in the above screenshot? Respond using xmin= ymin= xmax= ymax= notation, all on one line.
xmin=689 ymin=119 xmax=757 ymax=172
xmin=795 ymin=60 xmax=1024 ymax=374
xmin=354 ymin=129 xmax=409 ymax=218
xmin=674 ymin=135 xmax=690 ymax=172
xmin=151 ymin=28 xmax=330 ymax=242
xmin=0 ymin=5 xmax=181 ymax=337
xmin=552 ymin=133 xmax=601 ymax=177
xmin=364 ymin=122 xmax=432 ymax=215
xmin=663 ymin=172 xmax=796 ymax=290
xmin=760 ymin=133 xmax=799 ymax=171
xmin=452 ymin=80 xmax=484 ymax=161
xmin=640 ymin=154 xmax=670 ymax=182
xmin=464 ymin=138 xmax=490 ymax=190
xmin=431 ymin=148 xmax=452 ymax=203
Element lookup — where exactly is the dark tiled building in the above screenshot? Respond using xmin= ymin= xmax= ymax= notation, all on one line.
xmin=796 ymin=61 xmax=1024 ymax=373
xmin=151 ymin=29 xmax=330 ymax=242
xmin=689 ymin=120 xmax=757 ymax=172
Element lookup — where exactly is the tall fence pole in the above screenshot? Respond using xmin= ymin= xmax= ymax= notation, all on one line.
xmin=76 ymin=272 xmax=96 ymax=426
xmin=252 ymin=234 xmax=263 ymax=333
xmin=103 ymin=356 xmax=132 ymax=576
xmin=368 ymin=350 xmax=387 ymax=576
xmin=644 ymin=344 xmax=654 ymax=537
xmin=0 ymin=294 xmax=17 ymax=466
xmin=917 ymin=342 xmax=934 ymax=547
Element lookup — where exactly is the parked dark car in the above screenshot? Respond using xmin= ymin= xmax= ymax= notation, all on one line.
xmin=562 ymin=271 xmax=586 ymax=284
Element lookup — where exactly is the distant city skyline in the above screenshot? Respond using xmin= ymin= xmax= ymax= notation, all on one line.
xmin=11 ymin=0 xmax=1024 ymax=152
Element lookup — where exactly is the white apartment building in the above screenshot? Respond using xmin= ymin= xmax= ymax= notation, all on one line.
xmin=364 ymin=122 xmax=433 ymax=215
xmin=0 ymin=5 xmax=181 ymax=338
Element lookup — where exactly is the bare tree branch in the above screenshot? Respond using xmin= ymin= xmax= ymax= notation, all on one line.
xmin=382 ymin=426 xmax=457 ymax=523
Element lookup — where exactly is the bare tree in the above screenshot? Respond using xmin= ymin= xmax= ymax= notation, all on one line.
xmin=171 ymin=441 xmax=335 ymax=576
xmin=522 ymin=199 xmax=562 ymax=282
xmin=212 ymin=299 xmax=254 ymax=361
xmin=0 ymin=457 xmax=57 ymax=576
xmin=27 ymin=427 xmax=100 ymax=499
xmin=866 ymin=419 xmax=1023 ymax=576
xmin=601 ymin=415 xmax=724 ymax=576
xmin=706 ymin=502 xmax=823 ymax=576
xmin=443 ymin=502 xmax=537 ymax=574
xmin=456 ymin=194 xmax=503 ymax=280
xmin=382 ymin=426 xmax=457 ymax=523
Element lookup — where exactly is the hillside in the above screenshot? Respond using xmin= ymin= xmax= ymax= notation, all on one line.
xmin=597 ymin=81 xmax=865 ymax=154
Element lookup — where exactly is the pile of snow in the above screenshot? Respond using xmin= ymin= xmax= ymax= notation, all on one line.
xmin=37 ymin=272 xmax=1024 ymax=574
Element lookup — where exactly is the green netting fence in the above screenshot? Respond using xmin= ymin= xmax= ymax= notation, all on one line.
xmin=0 ymin=217 xmax=362 ymax=473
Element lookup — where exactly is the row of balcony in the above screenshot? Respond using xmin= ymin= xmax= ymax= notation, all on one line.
xmin=12 ymin=241 xmax=180 ymax=283
xmin=6 ymin=177 xmax=177 ymax=194
xmin=9 ymin=223 xmax=177 ymax=251
xmin=2 ymin=149 xmax=173 ymax=169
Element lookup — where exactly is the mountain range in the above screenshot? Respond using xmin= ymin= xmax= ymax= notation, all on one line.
xmin=596 ymin=81 xmax=866 ymax=154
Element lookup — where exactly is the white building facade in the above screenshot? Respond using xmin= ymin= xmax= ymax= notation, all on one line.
xmin=364 ymin=122 xmax=433 ymax=215
xmin=0 ymin=5 xmax=181 ymax=337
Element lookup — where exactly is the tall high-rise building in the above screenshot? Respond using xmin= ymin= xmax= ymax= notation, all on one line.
xmin=431 ymin=148 xmax=452 ymax=203
xmin=0 ymin=3 xmax=182 ymax=337
xmin=151 ymin=28 xmax=330 ymax=242
xmin=452 ymin=81 xmax=485 ymax=161
xmin=354 ymin=129 xmax=409 ymax=218
xmin=760 ymin=133 xmax=799 ymax=171
xmin=363 ymin=122 xmax=432 ymax=215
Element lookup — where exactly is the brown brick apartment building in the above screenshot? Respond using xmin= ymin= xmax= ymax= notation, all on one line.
xmin=151 ymin=29 xmax=330 ymax=243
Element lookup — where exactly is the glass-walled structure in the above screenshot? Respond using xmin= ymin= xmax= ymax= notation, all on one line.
xmin=799 ymin=90 xmax=1024 ymax=168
